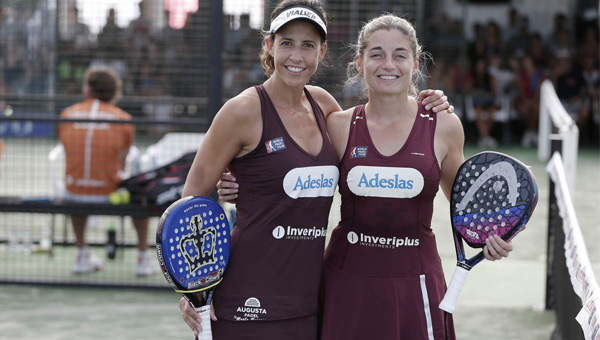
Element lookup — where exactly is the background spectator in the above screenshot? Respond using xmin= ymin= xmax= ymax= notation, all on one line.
xmin=466 ymin=57 xmax=499 ymax=148
xmin=58 ymin=65 xmax=157 ymax=277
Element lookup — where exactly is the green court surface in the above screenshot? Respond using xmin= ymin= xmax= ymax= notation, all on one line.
xmin=0 ymin=283 xmax=555 ymax=340
xmin=0 ymin=146 xmax=598 ymax=339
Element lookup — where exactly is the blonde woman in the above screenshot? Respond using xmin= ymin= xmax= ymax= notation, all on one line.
xmin=320 ymin=14 xmax=513 ymax=339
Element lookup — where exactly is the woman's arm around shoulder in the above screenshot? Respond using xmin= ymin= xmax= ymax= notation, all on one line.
xmin=326 ymin=107 xmax=355 ymax=161
xmin=182 ymin=88 xmax=262 ymax=197
xmin=305 ymin=85 xmax=342 ymax=119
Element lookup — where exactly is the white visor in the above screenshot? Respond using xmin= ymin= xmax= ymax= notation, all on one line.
xmin=269 ymin=6 xmax=327 ymax=39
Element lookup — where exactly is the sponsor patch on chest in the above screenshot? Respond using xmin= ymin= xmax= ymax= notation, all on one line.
xmin=350 ymin=146 xmax=368 ymax=158
xmin=265 ymin=137 xmax=286 ymax=153
xmin=283 ymin=165 xmax=339 ymax=199
xmin=347 ymin=166 xmax=424 ymax=198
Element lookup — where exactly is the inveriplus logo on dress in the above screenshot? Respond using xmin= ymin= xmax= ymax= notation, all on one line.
xmin=347 ymin=166 xmax=424 ymax=198
xmin=272 ymin=225 xmax=327 ymax=241
xmin=283 ymin=165 xmax=339 ymax=199
xmin=347 ymin=231 xmax=420 ymax=249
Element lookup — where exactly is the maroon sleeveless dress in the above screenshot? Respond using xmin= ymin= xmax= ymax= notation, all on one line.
xmin=211 ymin=85 xmax=339 ymax=339
xmin=320 ymin=103 xmax=456 ymax=340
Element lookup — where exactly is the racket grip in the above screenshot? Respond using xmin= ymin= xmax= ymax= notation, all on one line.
xmin=194 ymin=305 xmax=213 ymax=340
xmin=439 ymin=265 xmax=470 ymax=314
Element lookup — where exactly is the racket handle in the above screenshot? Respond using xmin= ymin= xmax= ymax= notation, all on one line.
xmin=439 ymin=265 xmax=470 ymax=314
xmin=194 ymin=305 xmax=213 ymax=340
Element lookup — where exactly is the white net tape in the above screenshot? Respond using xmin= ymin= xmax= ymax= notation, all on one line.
xmin=547 ymin=153 xmax=600 ymax=340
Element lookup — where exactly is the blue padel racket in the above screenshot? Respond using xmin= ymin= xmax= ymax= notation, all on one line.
xmin=156 ymin=196 xmax=230 ymax=339
xmin=439 ymin=151 xmax=538 ymax=314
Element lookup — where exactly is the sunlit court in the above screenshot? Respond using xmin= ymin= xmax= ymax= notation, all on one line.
xmin=0 ymin=0 xmax=598 ymax=339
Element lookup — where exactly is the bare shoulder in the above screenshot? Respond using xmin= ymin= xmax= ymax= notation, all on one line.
xmin=209 ymin=86 xmax=262 ymax=141
xmin=305 ymin=85 xmax=342 ymax=117
xmin=305 ymin=85 xmax=332 ymax=99
xmin=218 ymin=87 xmax=261 ymax=122
xmin=326 ymin=107 xmax=355 ymax=158
xmin=436 ymin=110 xmax=464 ymax=139
xmin=202 ymin=86 xmax=262 ymax=158
xmin=327 ymin=106 xmax=355 ymax=135
xmin=327 ymin=106 xmax=354 ymax=124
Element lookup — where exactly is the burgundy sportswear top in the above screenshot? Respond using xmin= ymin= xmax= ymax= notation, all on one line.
xmin=320 ymin=104 xmax=455 ymax=340
xmin=213 ymin=85 xmax=339 ymax=322
xmin=325 ymin=103 xmax=442 ymax=276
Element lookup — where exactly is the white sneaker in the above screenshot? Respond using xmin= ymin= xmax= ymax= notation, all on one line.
xmin=136 ymin=251 xmax=159 ymax=277
xmin=478 ymin=136 xmax=498 ymax=149
xmin=73 ymin=248 xmax=102 ymax=274
xmin=521 ymin=131 xmax=538 ymax=148
xmin=487 ymin=136 xmax=498 ymax=149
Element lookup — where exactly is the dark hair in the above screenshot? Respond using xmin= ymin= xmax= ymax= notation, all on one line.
xmin=259 ymin=0 xmax=328 ymax=77
xmin=83 ymin=65 xmax=122 ymax=103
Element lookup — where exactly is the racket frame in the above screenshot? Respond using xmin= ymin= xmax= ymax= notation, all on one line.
xmin=155 ymin=196 xmax=230 ymax=339
xmin=439 ymin=151 xmax=537 ymax=314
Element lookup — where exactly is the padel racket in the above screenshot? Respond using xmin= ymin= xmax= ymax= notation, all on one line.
xmin=156 ymin=196 xmax=231 ymax=339
xmin=439 ymin=151 xmax=538 ymax=314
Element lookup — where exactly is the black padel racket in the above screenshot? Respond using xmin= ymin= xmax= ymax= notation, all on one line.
xmin=439 ymin=151 xmax=538 ymax=314
xmin=156 ymin=196 xmax=231 ymax=339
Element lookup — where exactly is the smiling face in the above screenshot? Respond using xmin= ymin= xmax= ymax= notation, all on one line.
xmin=357 ymin=29 xmax=418 ymax=97
xmin=267 ymin=20 xmax=326 ymax=88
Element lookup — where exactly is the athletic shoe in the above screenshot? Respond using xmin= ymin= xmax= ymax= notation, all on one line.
xmin=136 ymin=251 xmax=159 ymax=277
xmin=478 ymin=136 xmax=498 ymax=149
xmin=73 ymin=248 xmax=102 ymax=274
xmin=521 ymin=131 xmax=538 ymax=148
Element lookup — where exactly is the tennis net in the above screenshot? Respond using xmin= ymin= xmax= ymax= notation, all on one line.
xmin=547 ymin=153 xmax=599 ymax=340
xmin=540 ymin=79 xmax=599 ymax=340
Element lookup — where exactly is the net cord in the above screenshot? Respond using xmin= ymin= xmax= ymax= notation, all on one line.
xmin=547 ymin=152 xmax=600 ymax=340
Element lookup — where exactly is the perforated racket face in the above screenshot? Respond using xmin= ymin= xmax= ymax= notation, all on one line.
xmin=156 ymin=196 xmax=230 ymax=292
xmin=450 ymin=152 xmax=538 ymax=248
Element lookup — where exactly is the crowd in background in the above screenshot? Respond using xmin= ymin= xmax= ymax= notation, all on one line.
xmin=0 ymin=3 xmax=598 ymax=146
xmin=426 ymin=9 xmax=599 ymax=148
xmin=54 ymin=4 xmax=266 ymax=101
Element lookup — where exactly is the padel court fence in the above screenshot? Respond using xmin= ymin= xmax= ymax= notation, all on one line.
xmin=0 ymin=114 xmax=207 ymax=289
xmin=539 ymin=79 xmax=599 ymax=340
xmin=0 ymin=0 xmax=428 ymax=290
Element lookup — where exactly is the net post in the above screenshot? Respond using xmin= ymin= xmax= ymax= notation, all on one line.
xmin=544 ymin=136 xmax=561 ymax=311
xmin=538 ymin=80 xmax=552 ymax=162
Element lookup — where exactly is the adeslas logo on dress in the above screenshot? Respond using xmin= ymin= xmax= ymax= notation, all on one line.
xmin=282 ymin=165 xmax=339 ymax=199
xmin=346 ymin=166 xmax=424 ymax=198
